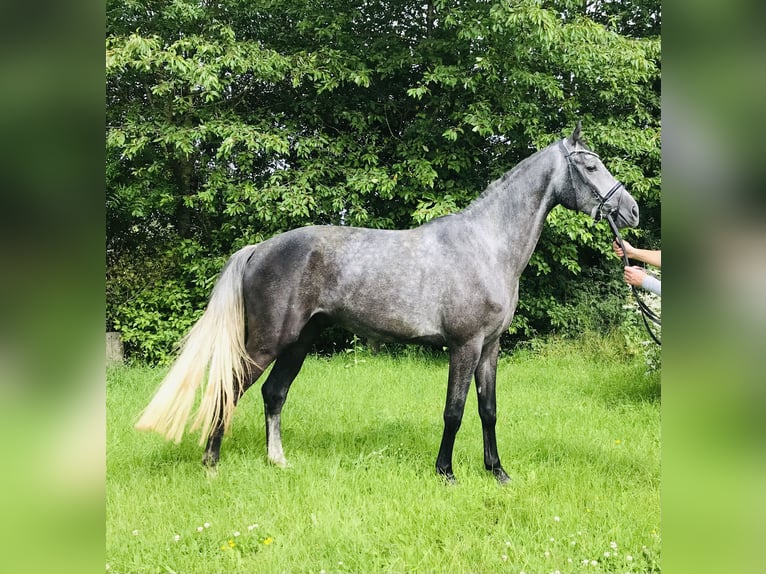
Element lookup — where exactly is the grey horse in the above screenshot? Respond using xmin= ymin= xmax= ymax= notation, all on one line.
xmin=136 ymin=123 xmax=640 ymax=484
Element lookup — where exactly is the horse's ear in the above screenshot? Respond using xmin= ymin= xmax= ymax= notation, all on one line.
xmin=567 ymin=121 xmax=582 ymax=146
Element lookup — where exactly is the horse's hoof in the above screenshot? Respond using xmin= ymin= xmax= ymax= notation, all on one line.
xmin=493 ymin=468 xmax=511 ymax=485
xmin=437 ymin=468 xmax=457 ymax=485
xmin=202 ymin=452 xmax=219 ymax=467
xmin=268 ymin=456 xmax=289 ymax=468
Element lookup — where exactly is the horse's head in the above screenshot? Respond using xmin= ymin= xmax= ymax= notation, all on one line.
xmin=557 ymin=122 xmax=640 ymax=229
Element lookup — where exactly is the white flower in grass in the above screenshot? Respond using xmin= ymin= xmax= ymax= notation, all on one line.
xmin=544 ymin=550 xmax=550 ymax=557
xmin=626 ymin=555 xmax=634 ymax=562
xmin=554 ymin=515 xmax=560 ymax=522
xmin=501 ymin=554 xmax=508 ymax=562
xmin=610 ymin=541 xmax=618 ymax=549
xmin=582 ymin=559 xmax=590 ymax=565
xmin=203 ymin=522 xmax=210 ymax=528
xmin=173 ymin=534 xmax=180 ymax=542
xmin=590 ymin=560 xmax=598 ymax=566
xmin=233 ymin=531 xmax=240 ymax=537
xmin=131 ymin=529 xmax=139 ymax=536
xmin=197 ymin=526 xmax=204 ymax=532
xmin=604 ymin=551 xmax=611 ymax=558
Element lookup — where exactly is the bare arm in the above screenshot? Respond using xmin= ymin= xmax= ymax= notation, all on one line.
xmin=613 ymin=240 xmax=661 ymax=267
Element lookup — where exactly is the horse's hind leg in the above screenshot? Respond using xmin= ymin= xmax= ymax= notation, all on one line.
xmin=261 ymin=317 xmax=325 ymax=467
xmin=474 ymin=340 xmax=510 ymax=484
xmin=260 ymin=347 xmax=307 ymax=467
xmin=202 ymin=420 xmax=229 ymax=467
xmin=202 ymin=350 xmax=273 ymax=467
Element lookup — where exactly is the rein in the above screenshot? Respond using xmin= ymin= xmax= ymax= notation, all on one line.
xmin=559 ymin=139 xmax=661 ymax=345
xmin=606 ymin=213 xmax=661 ymax=346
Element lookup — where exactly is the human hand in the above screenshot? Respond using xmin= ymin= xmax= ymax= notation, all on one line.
xmin=624 ymin=265 xmax=647 ymax=287
xmin=613 ymin=239 xmax=634 ymax=259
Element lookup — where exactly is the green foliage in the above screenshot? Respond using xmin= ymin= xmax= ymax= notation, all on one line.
xmin=618 ymin=283 xmax=662 ymax=374
xmin=106 ymin=0 xmax=661 ymax=361
xmin=107 ymin=238 xmax=225 ymax=363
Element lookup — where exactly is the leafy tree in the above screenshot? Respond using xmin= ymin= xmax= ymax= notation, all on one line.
xmin=106 ymin=0 xmax=660 ymax=361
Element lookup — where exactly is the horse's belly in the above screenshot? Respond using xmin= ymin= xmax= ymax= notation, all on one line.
xmin=329 ymin=302 xmax=443 ymax=345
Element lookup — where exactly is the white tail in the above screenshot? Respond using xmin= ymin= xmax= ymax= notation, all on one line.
xmin=135 ymin=245 xmax=259 ymax=445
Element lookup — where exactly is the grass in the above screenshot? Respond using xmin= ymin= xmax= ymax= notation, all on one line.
xmin=107 ymin=336 xmax=660 ymax=573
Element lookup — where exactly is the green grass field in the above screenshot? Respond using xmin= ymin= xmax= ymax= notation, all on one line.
xmin=107 ymin=338 xmax=660 ymax=573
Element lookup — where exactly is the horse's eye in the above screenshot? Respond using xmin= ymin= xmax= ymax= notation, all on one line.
xmin=585 ymin=165 xmax=597 ymax=172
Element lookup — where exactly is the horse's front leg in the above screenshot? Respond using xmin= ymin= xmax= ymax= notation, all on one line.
xmin=435 ymin=340 xmax=482 ymax=483
xmin=475 ymin=340 xmax=510 ymax=484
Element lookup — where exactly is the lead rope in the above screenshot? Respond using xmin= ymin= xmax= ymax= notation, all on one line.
xmin=606 ymin=214 xmax=661 ymax=346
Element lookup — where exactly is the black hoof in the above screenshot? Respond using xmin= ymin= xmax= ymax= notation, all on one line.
xmin=202 ymin=452 xmax=219 ymax=467
xmin=437 ymin=467 xmax=457 ymax=484
xmin=492 ymin=467 xmax=511 ymax=485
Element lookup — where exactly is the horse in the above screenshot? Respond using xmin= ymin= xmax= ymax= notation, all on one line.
xmin=135 ymin=123 xmax=640 ymax=484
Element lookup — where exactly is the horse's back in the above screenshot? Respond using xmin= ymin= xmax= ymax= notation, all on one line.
xmin=241 ymin=225 xmax=444 ymax=340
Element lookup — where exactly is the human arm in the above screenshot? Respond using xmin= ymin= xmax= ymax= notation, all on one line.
xmin=613 ymin=240 xmax=661 ymax=268
xmin=624 ymin=266 xmax=661 ymax=296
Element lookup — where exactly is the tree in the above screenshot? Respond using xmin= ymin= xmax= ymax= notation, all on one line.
xmin=106 ymin=0 xmax=661 ymax=361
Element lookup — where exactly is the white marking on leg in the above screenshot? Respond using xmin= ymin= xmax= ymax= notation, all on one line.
xmin=266 ymin=413 xmax=288 ymax=467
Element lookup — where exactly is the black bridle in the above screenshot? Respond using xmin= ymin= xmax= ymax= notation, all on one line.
xmin=559 ymin=139 xmax=626 ymax=222
xmin=560 ymin=139 xmax=661 ymax=345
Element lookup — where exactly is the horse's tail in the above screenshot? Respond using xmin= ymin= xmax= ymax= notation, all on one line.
xmin=135 ymin=244 xmax=259 ymax=445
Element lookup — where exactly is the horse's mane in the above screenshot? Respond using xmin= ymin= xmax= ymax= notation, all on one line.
xmin=430 ymin=134 xmax=585 ymax=218
xmin=466 ymin=144 xmax=548 ymax=208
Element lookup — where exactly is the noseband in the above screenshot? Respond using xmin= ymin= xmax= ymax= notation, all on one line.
xmin=559 ymin=139 xmax=625 ymax=222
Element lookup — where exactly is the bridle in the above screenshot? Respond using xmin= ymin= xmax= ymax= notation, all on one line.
xmin=559 ymin=139 xmax=626 ymax=222
xmin=559 ymin=139 xmax=661 ymax=345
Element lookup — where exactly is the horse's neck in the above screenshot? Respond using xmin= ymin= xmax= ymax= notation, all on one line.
xmin=461 ymin=151 xmax=559 ymax=279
